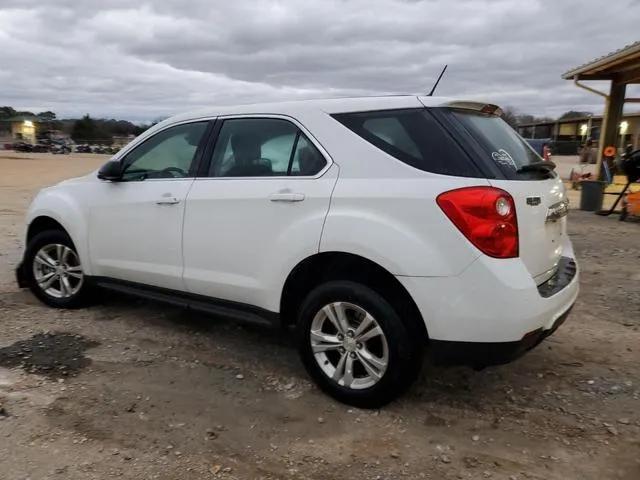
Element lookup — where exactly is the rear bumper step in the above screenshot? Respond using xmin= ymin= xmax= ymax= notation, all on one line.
xmin=429 ymin=304 xmax=574 ymax=368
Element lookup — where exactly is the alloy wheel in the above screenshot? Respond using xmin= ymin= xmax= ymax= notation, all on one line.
xmin=310 ymin=302 xmax=389 ymax=390
xmin=32 ymin=243 xmax=84 ymax=299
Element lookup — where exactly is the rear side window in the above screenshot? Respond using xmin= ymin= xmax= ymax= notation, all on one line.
xmin=332 ymin=109 xmax=481 ymax=177
xmin=206 ymin=118 xmax=327 ymax=177
xmin=448 ymin=110 xmax=551 ymax=180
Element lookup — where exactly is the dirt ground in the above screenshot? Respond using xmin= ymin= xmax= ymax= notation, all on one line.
xmin=1 ymin=151 xmax=639 ymax=480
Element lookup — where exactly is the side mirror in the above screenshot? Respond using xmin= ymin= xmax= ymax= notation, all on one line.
xmin=97 ymin=160 xmax=124 ymax=181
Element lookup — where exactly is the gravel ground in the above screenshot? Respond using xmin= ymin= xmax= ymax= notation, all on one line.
xmin=1 ymin=152 xmax=639 ymax=480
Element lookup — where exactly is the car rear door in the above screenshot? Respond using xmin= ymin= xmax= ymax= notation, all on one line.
xmin=181 ymin=115 xmax=338 ymax=312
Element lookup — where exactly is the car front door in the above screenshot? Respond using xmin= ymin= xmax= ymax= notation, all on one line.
xmin=182 ymin=116 xmax=338 ymax=311
xmin=88 ymin=120 xmax=212 ymax=290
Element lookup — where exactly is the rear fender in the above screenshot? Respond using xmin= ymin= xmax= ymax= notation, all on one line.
xmin=320 ymin=177 xmax=488 ymax=277
xmin=320 ymin=209 xmax=480 ymax=277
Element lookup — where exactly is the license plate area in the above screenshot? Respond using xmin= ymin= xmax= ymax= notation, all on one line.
xmin=537 ymin=256 xmax=577 ymax=298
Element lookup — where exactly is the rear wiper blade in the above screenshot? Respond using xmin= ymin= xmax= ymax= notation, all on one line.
xmin=517 ymin=161 xmax=556 ymax=173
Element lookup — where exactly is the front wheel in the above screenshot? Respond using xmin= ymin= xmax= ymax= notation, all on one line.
xmin=23 ymin=230 xmax=92 ymax=309
xmin=297 ymin=281 xmax=423 ymax=408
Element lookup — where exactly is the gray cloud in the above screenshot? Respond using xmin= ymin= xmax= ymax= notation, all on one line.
xmin=1 ymin=0 xmax=638 ymax=121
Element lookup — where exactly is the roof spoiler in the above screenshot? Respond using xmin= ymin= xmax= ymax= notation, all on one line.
xmin=440 ymin=101 xmax=504 ymax=117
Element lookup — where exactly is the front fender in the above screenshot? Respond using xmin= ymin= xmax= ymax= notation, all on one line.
xmin=25 ymin=187 xmax=93 ymax=275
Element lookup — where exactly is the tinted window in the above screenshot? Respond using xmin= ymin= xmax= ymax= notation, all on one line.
xmin=290 ymin=135 xmax=326 ymax=176
xmin=332 ymin=109 xmax=480 ymax=177
xmin=121 ymin=122 xmax=208 ymax=181
xmin=449 ymin=110 xmax=549 ymax=179
xmin=263 ymin=133 xmax=297 ymax=173
xmin=208 ymin=118 xmax=326 ymax=177
xmin=361 ymin=117 xmax=421 ymax=158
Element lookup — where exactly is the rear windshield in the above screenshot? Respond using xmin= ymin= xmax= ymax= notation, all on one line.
xmin=448 ymin=110 xmax=547 ymax=177
xmin=331 ymin=109 xmax=482 ymax=178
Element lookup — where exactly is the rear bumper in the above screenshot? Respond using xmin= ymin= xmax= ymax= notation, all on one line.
xmin=398 ymin=237 xmax=579 ymax=351
xmin=428 ymin=303 xmax=574 ymax=368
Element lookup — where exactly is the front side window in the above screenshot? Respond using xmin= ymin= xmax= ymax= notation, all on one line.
xmin=207 ymin=118 xmax=326 ymax=177
xmin=121 ymin=122 xmax=208 ymax=181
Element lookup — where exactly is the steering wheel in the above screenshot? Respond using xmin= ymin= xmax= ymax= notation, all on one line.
xmin=161 ymin=166 xmax=187 ymax=178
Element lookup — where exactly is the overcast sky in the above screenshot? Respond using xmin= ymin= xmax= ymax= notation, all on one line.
xmin=1 ymin=0 xmax=639 ymax=122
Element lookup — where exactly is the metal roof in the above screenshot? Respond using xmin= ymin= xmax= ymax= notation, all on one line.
xmin=517 ymin=111 xmax=640 ymax=128
xmin=562 ymin=41 xmax=640 ymax=82
xmin=1 ymin=115 xmax=42 ymax=123
xmin=144 ymin=95 xmax=495 ymax=129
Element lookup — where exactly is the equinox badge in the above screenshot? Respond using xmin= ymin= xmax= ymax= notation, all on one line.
xmin=546 ymin=199 xmax=569 ymax=223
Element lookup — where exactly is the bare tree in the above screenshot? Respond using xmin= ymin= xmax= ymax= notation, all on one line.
xmin=501 ymin=107 xmax=519 ymax=129
xmin=559 ymin=111 xmax=592 ymax=120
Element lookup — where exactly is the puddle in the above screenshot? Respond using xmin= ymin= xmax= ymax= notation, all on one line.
xmin=0 ymin=332 xmax=99 ymax=378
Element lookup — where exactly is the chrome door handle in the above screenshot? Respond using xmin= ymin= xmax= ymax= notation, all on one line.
xmin=270 ymin=192 xmax=305 ymax=202
xmin=156 ymin=196 xmax=181 ymax=205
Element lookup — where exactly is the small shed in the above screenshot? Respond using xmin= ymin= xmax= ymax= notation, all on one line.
xmin=2 ymin=116 xmax=41 ymax=144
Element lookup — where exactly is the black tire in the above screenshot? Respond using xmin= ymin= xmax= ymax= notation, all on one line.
xmin=297 ymin=281 xmax=424 ymax=409
xmin=23 ymin=230 xmax=92 ymax=309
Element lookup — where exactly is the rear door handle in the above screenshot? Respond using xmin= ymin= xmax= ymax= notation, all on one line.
xmin=156 ymin=196 xmax=181 ymax=205
xmin=270 ymin=192 xmax=305 ymax=202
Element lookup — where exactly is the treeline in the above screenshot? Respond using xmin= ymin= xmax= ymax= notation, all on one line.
xmin=70 ymin=114 xmax=160 ymax=144
xmin=2 ymin=104 xmax=594 ymax=142
xmin=501 ymin=108 xmax=594 ymax=130
xmin=0 ymin=106 xmax=161 ymax=144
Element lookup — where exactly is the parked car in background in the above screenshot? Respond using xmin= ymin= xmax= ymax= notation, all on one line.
xmin=15 ymin=96 xmax=578 ymax=408
xmin=33 ymin=142 xmax=50 ymax=153
xmin=523 ymin=138 xmax=552 ymax=158
xmin=93 ymin=145 xmax=109 ymax=154
xmin=51 ymin=143 xmax=72 ymax=154
xmin=13 ymin=141 xmax=33 ymax=152
xmin=13 ymin=141 xmax=50 ymax=152
xmin=75 ymin=145 xmax=92 ymax=153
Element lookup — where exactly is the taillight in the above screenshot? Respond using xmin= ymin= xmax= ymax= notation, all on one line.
xmin=436 ymin=186 xmax=518 ymax=258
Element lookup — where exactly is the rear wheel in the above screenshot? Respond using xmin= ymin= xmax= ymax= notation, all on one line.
xmin=24 ymin=230 xmax=92 ymax=309
xmin=297 ymin=281 xmax=423 ymax=408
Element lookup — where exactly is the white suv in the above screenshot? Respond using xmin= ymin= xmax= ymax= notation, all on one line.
xmin=15 ymin=96 xmax=579 ymax=408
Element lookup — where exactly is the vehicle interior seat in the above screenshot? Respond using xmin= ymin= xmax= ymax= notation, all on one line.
xmin=225 ymin=133 xmax=273 ymax=177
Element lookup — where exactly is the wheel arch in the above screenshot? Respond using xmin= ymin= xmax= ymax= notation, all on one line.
xmin=279 ymin=251 xmax=428 ymax=342
xmin=27 ymin=216 xmax=70 ymax=245
xmin=24 ymin=202 xmax=91 ymax=276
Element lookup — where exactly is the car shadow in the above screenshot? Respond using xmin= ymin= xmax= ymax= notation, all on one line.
xmin=88 ymin=292 xmax=584 ymax=415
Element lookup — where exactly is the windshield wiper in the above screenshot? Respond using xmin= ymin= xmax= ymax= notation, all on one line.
xmin=517 ymin=160 xmax=556 ymax=173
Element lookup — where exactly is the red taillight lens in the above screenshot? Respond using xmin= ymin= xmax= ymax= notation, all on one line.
xmin=436 ymin=186 xmax=518 ymax=258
